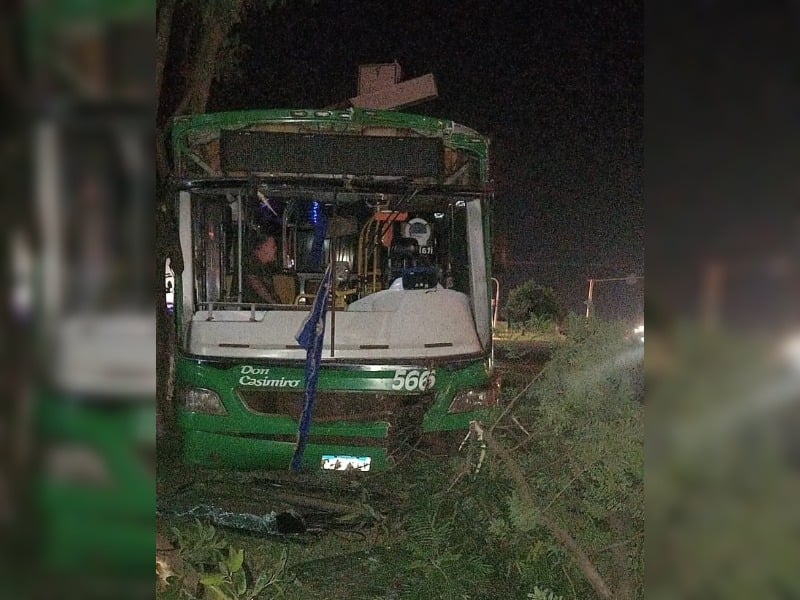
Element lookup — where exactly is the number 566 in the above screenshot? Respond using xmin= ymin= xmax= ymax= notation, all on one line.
xmin=391 ymin=368 xmax=436 ymax=392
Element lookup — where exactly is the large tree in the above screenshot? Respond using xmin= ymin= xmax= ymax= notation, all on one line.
xmin=156 ymin=0 xmax=257 ymax=177
xmin=155 ymin=0 xmax=255 ymax=434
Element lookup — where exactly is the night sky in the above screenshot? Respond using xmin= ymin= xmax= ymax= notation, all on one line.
xmin=210 ymin=0 xmax=644 ymax=317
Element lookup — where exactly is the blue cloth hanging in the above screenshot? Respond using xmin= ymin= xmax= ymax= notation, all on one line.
xmin=290 ymin=263 xmax=333 ymax=472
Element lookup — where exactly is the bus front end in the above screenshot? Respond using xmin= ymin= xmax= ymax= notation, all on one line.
xmin=171 ymin=108 xmax=497 ymax=472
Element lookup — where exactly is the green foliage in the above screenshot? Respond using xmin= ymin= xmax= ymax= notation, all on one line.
xmin=160 ymin=520 xmax=296 ymax=600
xmin=527 ymin=587 xmax=564 ymax=600
xmin=199 ymin=544 xmax=290 ymax=600
xmin=339 ymin=459 xmax=578 ymax=600
xmin=524 ymin=313 xmax=557 ymax=335
xmin=507 ymin=491 xmax=540 ymax=533
xmin=381 ymin=316 xmax=641 ymax=598
xmin=509 ymin=315 xmax=644 ymax=596
xmin=350 ymin=462 xmax=505 ymax=600
xmin=172 ymin=520 xmax=228 ymax=569
xmin=647 ymin=325 xmax=800 ymax=598
xmin=503 ymin=282 xmax=566 ymax=331
xmin=399 ymin=511 xmax=491 ymax=599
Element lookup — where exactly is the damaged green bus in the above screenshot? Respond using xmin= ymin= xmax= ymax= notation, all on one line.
xmin=170 ymin=108 xmax=497 ymax=472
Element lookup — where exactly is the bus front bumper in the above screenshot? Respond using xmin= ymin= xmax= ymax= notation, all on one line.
xmin=181 ymin=429 xmax=389 ymax=472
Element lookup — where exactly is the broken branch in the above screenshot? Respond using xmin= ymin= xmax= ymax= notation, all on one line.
xmin=471 ymin=421 xmax=614 ymax=600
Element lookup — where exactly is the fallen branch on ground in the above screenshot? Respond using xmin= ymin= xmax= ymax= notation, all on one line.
xmin=471 ymin=421 xmax=614 ymax=600
xmin=489 ymin=363 xmax=550 ymax=433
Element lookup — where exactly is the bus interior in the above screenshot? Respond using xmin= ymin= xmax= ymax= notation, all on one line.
xmin=179 ymin=183 xmax=492 ymax=361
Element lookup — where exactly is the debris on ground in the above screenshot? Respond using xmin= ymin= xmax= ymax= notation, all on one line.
xmin=157 ymin=469 xmax=391 ymax=537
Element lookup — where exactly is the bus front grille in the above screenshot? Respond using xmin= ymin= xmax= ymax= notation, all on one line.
xmin=237 ymin=390 xmax=435 ymax=450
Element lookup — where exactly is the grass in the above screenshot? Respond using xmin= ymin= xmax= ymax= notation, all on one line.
xmin=492 ymin=320 xmax=564 ymax=344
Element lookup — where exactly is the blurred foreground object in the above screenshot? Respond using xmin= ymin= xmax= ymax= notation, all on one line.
xmin=3 ymin=0 xmax=155 ymax=596
xmin=646 ymin=321 xmax=800 ymax=598
xmin=647 ymin=1 xmax=800 ymax=595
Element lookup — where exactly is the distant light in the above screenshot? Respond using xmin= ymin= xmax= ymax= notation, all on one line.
xmin=434 ymin=212 xmax=444 ymax=219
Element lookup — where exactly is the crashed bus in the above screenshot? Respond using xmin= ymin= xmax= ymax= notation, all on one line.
xmin=170 ymin=108 xmax=498 ymax=472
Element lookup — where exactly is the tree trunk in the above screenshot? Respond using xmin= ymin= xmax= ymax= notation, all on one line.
xmin=154 ymin=0 xmax=246 ymax=444
xmin=173 ymin=17 xmax=230 ymax=117
xmin=155 ymin=0 xmax=177 ymax=103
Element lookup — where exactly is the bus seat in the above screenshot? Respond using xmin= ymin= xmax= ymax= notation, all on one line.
xmin=273 ymin=273 xmax=297 ymax=305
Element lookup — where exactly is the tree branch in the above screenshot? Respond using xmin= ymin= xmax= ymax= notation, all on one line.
xmin=607 ymin=513 xmax=637 ymax=600
xmin=174 ymin=4 xmax=239 ymax=117
xmin=488 ymin=365 xmax=547 ymax=433
xmin=473 ymin=421 xmax=615 ymax=600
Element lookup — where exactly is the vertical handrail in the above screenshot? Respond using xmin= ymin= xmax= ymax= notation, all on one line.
xmin=330 ymin=201 xmax=336 ymax=358
xmin=356 ymin=216 xmax=374 ymax=294
xmin=237 ymin=195 xmax=243 ymax=303
xmin=372 ymin=219 xmax=380 ymax=293
xmin=491 ymin=277 xmax=500 ymax=329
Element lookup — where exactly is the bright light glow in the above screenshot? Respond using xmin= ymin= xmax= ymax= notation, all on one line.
xmin=781 ymin=333 xmax=800 ymax=370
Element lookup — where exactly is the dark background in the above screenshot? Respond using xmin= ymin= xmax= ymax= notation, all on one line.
xmin=210 ymin=0 xmax=644 ymax=321
xmin=647 ymin=0 xmax=799 ymax=331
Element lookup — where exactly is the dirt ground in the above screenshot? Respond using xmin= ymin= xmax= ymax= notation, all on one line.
xmin=493 ymin=338 xmax=555 ymax=386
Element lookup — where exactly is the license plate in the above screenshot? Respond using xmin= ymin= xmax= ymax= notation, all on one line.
xmin=320 ymin=455 xmax=371 ymax=471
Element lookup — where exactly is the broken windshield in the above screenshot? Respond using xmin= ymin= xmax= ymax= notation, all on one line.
xmin=188 ymin=189 xmax=474 ymax=307
xmin=180 ymin=185 xmax=490 ymax=360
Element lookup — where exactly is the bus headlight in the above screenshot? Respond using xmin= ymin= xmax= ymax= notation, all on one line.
xmin=448 ymin=385 xmax=500 ymax=413
xmin=179 ymin=387 xmax=227 ymax=415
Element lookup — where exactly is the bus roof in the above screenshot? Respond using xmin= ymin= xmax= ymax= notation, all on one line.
xmin=170 ymin=108 xmax=490 ymax=188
